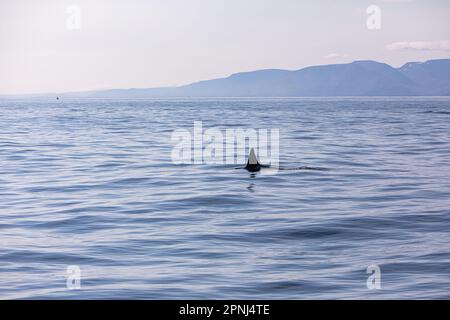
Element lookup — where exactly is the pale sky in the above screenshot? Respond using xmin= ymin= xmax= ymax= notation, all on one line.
xmin=1 ymin=0 xmax=449 ymax=94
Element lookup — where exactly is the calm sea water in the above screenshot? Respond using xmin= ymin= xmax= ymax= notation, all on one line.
xmin=1 ymin=98 xmax=450 ymax=299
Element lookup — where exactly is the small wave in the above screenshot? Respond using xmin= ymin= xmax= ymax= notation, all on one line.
xmin=423 ymin=110 xmax=450 ymax=115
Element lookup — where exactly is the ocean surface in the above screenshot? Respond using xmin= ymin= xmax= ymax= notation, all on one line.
xmin=1 ymin=97 xmax=450 ymax=299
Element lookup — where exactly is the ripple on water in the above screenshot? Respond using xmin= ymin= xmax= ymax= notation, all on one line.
xmin=1 ymin=98 xmax=450 ymax=299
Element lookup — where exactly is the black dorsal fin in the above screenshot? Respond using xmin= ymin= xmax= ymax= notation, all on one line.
xmin=245 ymin=148 xmax=261 ymax=172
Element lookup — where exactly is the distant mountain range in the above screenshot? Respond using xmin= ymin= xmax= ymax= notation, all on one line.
xmin=7 ymin=59 xmax=450 ymax=98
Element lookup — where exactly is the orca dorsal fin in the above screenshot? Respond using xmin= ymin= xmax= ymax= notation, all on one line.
xmin=247 ymin=148 xmax=259 ymax=165
xmin=245 ymin=148 xmax=261 ymax=172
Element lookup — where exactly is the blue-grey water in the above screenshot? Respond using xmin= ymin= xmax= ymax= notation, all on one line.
xmin=1 ymin=98 xmax=450 ymax=299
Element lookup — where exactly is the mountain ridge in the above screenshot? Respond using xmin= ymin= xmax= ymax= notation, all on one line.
xmin=4 ymin=59 xmax=450 ymax=98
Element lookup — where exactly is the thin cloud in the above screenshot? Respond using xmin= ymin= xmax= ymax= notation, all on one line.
xmin=387 ymin=40 xmax=450 ymax=51
xmin=325 ymin=53 xmax=349 ymax=59
xmin=380 ymin=0 xmax=414 ymax=3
